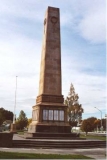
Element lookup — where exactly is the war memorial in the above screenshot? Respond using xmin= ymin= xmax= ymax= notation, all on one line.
xmin=0 ymin=8 xmax=106 ymax=157
xmin=19 ymin=7 xmax=106 ymax=152
xmin=25 ymin=6 xmax=79 ymax=138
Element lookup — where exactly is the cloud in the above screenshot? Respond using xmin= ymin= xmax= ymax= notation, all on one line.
xmin=60 ymin=0 xmax=106 ymax=44
xmin=0 ymin=0 xmax=106 ymax=120
xmin=77 ymin=0 xmax=106 ymax=44
xmin=77 ymin=11 xmax=106 ymax=44
xmin=0 ymin=0 xmax=105 ymax=44
xmin=61 ymin=45 xmax=106 ymax=118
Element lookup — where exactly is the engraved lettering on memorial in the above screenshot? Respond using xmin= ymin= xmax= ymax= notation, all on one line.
xmin=42 ymin=109 xmax=64 ymax=121
xmin=49 ymin=110 xmax=53 ymax=120
xmin=54 ymin=110 xmax=58 ymax=120
xmin=43 ymin=109 xmax=48 ymax=120
xmin=59 ymin=110 xmax=64 ymax=121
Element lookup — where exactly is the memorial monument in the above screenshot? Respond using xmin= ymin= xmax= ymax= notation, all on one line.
xmin=27 ymin=6 xmax=78 ymax=138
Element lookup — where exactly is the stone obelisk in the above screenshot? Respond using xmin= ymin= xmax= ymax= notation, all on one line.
xmin=28 ymin=6 xmax=71 ymax=135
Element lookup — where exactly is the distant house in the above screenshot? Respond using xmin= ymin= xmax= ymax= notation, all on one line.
xmin=3 ymin=120 xmax=12 ymax=125
xmin=0 ymin=120 xmax=12 ymax=132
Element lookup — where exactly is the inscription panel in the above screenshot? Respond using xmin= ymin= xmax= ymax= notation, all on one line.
xmin=54 ymin=110 xmax=58 ymax=120
xmin=43 ymin=109 xmax=48 ymax=120
xmin=42 ymin=109 xmax=64 ymax=121
xmin=49 ymin=110 xmax=53 ymax=120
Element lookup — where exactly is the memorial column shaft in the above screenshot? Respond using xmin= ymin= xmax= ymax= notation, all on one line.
xmin=39 ymin=7 xmax=62 ymax=95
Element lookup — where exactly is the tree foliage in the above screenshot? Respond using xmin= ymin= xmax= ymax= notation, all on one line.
xmin=16 ymin=110 xmax=28 ymax=130
xmin=81 ymin=119 xmax=92 ymax=135
xmin=0 ymin=108 xmax=13 ymax=125
xmin=0 ymin=112 xmax=5 ymax=125
xmin=87 ymin=117 xmax=97 ymax=131
xmin=81 ymin=117 xmax=106 ymax=134
xmin=65 ymin=83 xmax=83 ymax=126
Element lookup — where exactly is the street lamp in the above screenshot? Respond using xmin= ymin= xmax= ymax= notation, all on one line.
xmin=13 ymin=76 xmax=18 ymax=124
xmin=10 ymin=76 xmax=18 ymax=132
xmin=94 ymin=107 xmax=103 ymax=131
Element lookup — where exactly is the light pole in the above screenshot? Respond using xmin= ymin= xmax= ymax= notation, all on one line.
xmin=10 ymin=76 xmax=18 ymax=132
xmin=13 ymin=76 xmax=18 ymax=124
xmin=94 ymin=107 xmax=103 ymax=131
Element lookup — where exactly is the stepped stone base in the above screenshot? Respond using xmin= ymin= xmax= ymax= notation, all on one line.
xmin=13 ymin=139 xmax=106 ymax=148
xmin=24 ymin=132 xmax=80 ymax=139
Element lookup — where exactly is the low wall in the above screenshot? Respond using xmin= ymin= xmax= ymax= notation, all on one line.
xmin=0 ymin=132 xmax=13 ymax=147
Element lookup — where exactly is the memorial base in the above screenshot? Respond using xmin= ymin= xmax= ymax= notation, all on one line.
xmin=27 ymin=93 xmax=78 ymax=138
xmin=28 ymin=123 xmax=71 ymax=133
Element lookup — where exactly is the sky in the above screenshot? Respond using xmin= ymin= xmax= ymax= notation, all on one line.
xmin=0 ymin=0 xmax=106 ymax=120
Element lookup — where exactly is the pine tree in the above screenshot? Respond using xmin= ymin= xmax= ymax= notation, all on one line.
xmin=65 ymin=83 xmax=83 ymax=125
xmin=16 ymin=110 xmax=28 ymax=130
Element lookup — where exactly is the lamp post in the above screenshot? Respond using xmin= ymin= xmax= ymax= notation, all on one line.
xmin=94 ymin=107 xmax=103 ymax=131
xmin=10 ymin=76 xmax=18 ymax=132
xmin=13 ymin=76 xmax=18 ymax=124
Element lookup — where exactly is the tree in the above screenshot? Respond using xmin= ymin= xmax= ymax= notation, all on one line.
xmin=87 ymin=117 xmax=97 ymax=131
xmin=0 ymin=108 xmax=13 ymax=125
xmin=69 ymin=121 xmax=78 ymax=127
xmin=16 ymin=110 xmax=28 ymax=130
xmin=0 ymin=112 xmax=5 ymax=125
xmin=81 ymin=119 xmax=93 ymax=135
xmin=65 ymin=83 xmax=83 ymax=126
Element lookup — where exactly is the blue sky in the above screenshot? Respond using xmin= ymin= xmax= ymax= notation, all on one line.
xmin=0 ymin=0 xmax=106 ymax=120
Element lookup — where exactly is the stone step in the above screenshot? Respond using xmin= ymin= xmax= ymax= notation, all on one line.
xmin=25 ymin=137 xmax=84 ymax=140
xmin=13 ymin=140 xmax=106 ymax=144
xmin=12 ymin=140 xmax=106 ymax=148
xmin=24 ymin=132 xmax=80 ymax=138
xmin=12 ymin=144 xmax=105 ymax=149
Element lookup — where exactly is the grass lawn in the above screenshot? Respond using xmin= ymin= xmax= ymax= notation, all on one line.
xmin=17 ymin=131 xmax=24 ymax=135
xmin=0 ymin=151 xmax=92 ymax=159
xmin=80 ymin=134 xmax=106 ymax=141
